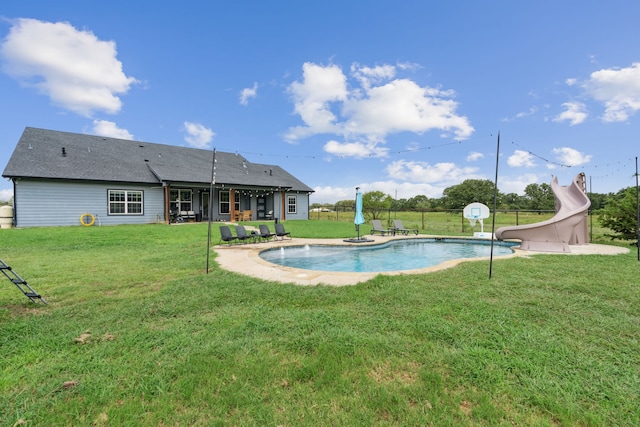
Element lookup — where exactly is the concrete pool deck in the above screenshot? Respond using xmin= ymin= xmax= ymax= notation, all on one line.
xmin=213 ymin=234 xmax=630 ymax=286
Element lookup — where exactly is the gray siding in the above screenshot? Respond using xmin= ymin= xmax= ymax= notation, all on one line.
xmin=14 ymin=179 xmax=165 ymax=227
xmin=284 ymin=192 xmax=309 ymax=220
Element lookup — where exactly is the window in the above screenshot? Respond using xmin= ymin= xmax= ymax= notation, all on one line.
xmin=219 ymin=191 xmax=240 ymax=214
xmin=287 ymin=195 xmax=297 ymax=214
xmin=108 ymin=190 xmax=143 ymax=215
xmin=219 ymin=191 xmax=230 ymax=214
xmin=170 ymin=189 xmax=192 ymax=213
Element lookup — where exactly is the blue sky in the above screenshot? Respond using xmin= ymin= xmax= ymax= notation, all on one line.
xmin=1 ymin=1 xmax=639 ymax=203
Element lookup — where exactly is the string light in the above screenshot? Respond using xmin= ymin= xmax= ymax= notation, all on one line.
xmin=511 ymin=141 xmax=637 ymax=181
xmin=216 ymin=139 xmax=465 ymax=160
xmin=511 ymin=141 xmax=573 ymax=168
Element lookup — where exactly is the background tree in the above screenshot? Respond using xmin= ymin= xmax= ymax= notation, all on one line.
xmin=406 ymin=195 xmax=431 ymax=210
xmin=362 ymin=191 xmax=393 ymax=220
xmin=523 ymin=182 xmax=555 ymax=212
xmin=588 ymin=192 xmax=609 ymax=211
xmin=599 ymin=186 xmax=639 ymax=245
xmin=502 ymin=193 xmax=527 ymax=210
xmin=441 ymin=179 xmax=501 ymax=209
xmin=335 ymin=199 xmax=355 ymax=211
xmin=394 ymin=198 xmax=409 ymax=211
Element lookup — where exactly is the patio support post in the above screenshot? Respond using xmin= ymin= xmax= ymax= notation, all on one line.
xmin=230 ymin=189 xmax=236 ymax=222
xmin=164 ymin=185 xmax=170 ymax=224
xmin=281 ymin=192 xmax=286 ymax=221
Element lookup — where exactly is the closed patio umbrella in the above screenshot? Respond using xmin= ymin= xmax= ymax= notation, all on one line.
xmin=355 ymin=187 xmax=365 ymax=240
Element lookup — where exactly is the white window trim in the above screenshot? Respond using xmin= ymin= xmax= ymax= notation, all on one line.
xmin=219 ymin=190 xmax=230 ymax=214
xmin=218 ymin=190 xmax=240 ymax=214
xmin=108 ymin=190 xmax=144 ymax=215
xmin=287 ymin=195 xmax=297 ymax=214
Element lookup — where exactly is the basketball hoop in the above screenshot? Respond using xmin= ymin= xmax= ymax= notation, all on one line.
xmin=463 ymin=203 xmax=491 ymax=237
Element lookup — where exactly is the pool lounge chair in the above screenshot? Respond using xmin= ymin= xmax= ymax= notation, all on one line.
xmin=235 ymin=225 xmax=255 ymax=243
xmin=258 ymin=224 xmax=276 ymax=242
xmin=371 ymin=219 xmax=394 ymax=236
xmin=275 ymin=223 xmax=292 ymax=240
xmin=219 ymin=225 xmax=238 ymax=245
xmin=393 ymin=220 xmax=419 ymax=235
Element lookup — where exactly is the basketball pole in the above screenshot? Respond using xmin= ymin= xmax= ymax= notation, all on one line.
xmin=489 ymin=132 xmax=500 ymax=279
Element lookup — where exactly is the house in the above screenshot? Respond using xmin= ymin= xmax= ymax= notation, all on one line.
xmin=2 ymin=127 xmax=314 ymax=227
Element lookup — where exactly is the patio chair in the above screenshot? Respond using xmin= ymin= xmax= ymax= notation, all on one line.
xmin=370 ymin=219 xmax=393 ymax=236
xmin=275 ymin=223 xmax=292 ymax=240
xmin=241 ymin=210 xmax=252 ymax=221
xmin=219 ymin=225 xmax=238 ymax=245
xmin=235 ymin=225 xmax=255 ymax=243
xmin=258 ymin=224 xmax=276 ymax=242
xmin=393 ymin=220 xmax=418 ymax=235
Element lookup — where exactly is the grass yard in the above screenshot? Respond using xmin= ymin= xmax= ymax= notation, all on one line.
xmin=1 ymin=222 xmax=639 ymax=426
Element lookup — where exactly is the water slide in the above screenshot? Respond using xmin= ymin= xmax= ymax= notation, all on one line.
xmin=495 ymin=173 xmax=591 ymax=253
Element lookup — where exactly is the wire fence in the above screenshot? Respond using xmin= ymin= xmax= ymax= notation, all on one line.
xmin=309 ymin=207 xmax=606 ymax=239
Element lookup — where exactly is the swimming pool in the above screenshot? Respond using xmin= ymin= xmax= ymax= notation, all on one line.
xmin=259 ymin=238 xmax=517 ymax=273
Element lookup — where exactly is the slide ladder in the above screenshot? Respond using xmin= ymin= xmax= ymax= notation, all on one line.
xmin=0 ymin=259 xmax=47 ymax=304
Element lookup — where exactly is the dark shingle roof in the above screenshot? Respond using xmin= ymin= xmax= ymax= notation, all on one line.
xmin=2 ymin=127 xmax=314 ymax=192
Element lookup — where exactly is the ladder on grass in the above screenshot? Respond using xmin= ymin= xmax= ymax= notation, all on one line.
xmin=0 ymin=259 xmax=47 ymax=304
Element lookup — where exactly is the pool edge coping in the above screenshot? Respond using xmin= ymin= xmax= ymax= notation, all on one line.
xmin=213 ymin=235 xmax=629 ymax=286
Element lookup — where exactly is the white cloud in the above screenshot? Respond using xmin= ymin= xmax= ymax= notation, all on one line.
xmin=507 ymin=149 xmax=536 ymax=167
xmin=350 ymin=62 xmax=396 ymax=89
xmin=499 ymin=173 xmax=541 ymax=195
xmin=311 ymin=181 xmax=447 ymax=204
xmin=553 ymin=102 xmax=587 ymax=125
xmin=0 ymin=18 xmax=137 ymax=117
xmin=285 ymin=62 xmax=474 ymax=156
xmin=323 ymin=139 xmax=388 ymax=158
xmin=91 ymin=120 xmax=134 ymax=140
xmin=502 ymin=106 xmax=538 ymax=122
xmin=0 ymin=188 xmax=13 ymax=202
xmin=183 ymin=121 xmax=215 ymax=148
xmin=310 ymin=186 xmax=353 ymax=203
xmin=583 ymin=62 xmax=640 ymax=122
xmin=285 ymin=62 xmax=348 ymax=141
xmin=239 ymin=82 xmax=258 ymax=106
xmin=516 ymin=106 xmax=539 ymax=119
xmin=385 ymin=160 xmax=481 ymax=184
xmin=552 ymin=147 xmax=592 ymax=166
xmin=310 ymin=171 xmax=545 ymax=204
xmin=309 ymin=158 xmax=483 ymax=204
xmin=343 ymin=78 xmax=473 ymax=139
xmin=466 ymin=151 xmax=484 ymax=162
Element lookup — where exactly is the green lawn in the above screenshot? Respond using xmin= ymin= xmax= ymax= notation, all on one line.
xmin=1 ymin=222 xmax=638 ymax=426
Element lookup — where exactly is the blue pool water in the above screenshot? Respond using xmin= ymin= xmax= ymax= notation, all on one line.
xmin=259 ymin=238 xmax=517 ymax=273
